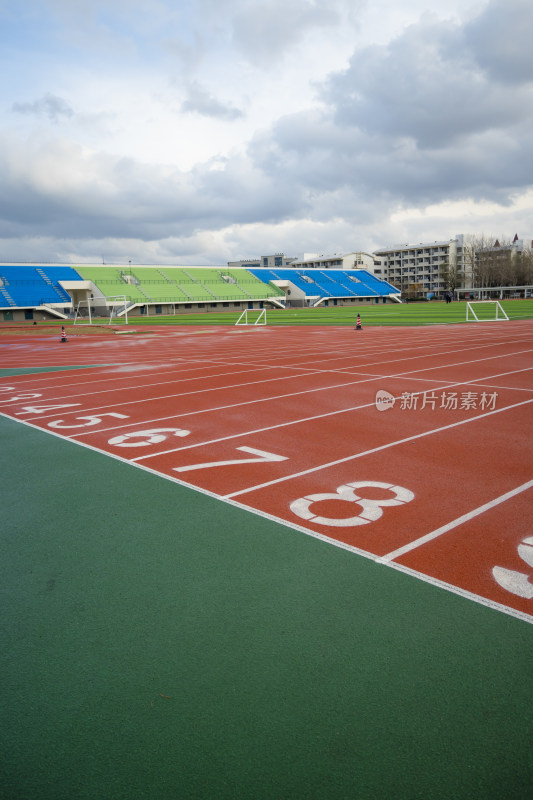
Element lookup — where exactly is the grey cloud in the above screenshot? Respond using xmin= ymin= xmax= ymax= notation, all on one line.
xmin=12 ymin=93 xmax=75 ymax=122
xmin=249 ymin=102 xmax=533 ymax=213
xmin=0 ymin=134 xmax=303 ymax=244
xmin=321 ymin=13 xmax=533 ymax=149
xmin=3 ymin=0 xmax=532 ymax=262
xmin=181 ymin=82 xmax=244 ymax=120
xmin=465 ymin=0 xmax=533 ymax=84
xmin=246 ymin=1 xmax=533 ymax=213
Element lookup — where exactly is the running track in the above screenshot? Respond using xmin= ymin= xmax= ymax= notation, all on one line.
xmin=1 ymin=321 xmax=532 ymax=623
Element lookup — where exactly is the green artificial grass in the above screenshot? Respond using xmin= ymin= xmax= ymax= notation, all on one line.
xmin=119 ymin=299 xmax=533 ymax=327
xmin=4 ymin=300 xmax=532 ymax=330
xmin=1 ymin=415 xmax=532 ymax=800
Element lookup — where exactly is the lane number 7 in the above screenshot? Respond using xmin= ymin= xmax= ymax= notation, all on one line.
xmin=174 ymin=446 xmax=287 ymax=473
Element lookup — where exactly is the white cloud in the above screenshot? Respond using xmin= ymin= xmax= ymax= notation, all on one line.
xmin=0 ymin=0 xmax=532 ymax=264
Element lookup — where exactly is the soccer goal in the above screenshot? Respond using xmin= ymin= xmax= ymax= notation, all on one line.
xmin=74 ymin=295 xmax=129 ymax=325
xmin=466 ymin=300 xmax=509 ymax=322
xmin=235 ymin=308 xmax=266 ymax=326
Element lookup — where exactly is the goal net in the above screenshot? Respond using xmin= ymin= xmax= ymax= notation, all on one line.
xmin=74 ymin=295 xmax=129 ymax=325
xmin=235 ymin=309 xmax=266 ymax=326
xmin=466 ymin=300 xmax=509 ymax=322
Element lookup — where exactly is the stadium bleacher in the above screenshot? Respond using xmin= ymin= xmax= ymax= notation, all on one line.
xmin=74 ymin=267 xmax=149 ymax=303
xmin=249 ymin=268 xmax=398 ymax=301
xmin=1 ymin=263 xmax=398 ymax=320
xmin=0 ymin=266 xmax=81 ymax=307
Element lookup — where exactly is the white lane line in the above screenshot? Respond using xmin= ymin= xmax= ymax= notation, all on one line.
xmin=0 ymin=367 xmax=326 ymax=408
xmin=186 ymin=342 xmax=533 ymax=378
xmin=378 ymin=480 xmax=533 ymax=563
xmin=13 ymin=370 xmax=353 ymax=420
xmin=329 ymin=365 xmax=533 ymax=386
xmin=3 ymin=338 xmax=531 ymax=401
xmin=309 ymin=344 xmax=533 ymax=376
xmin=222 ymin=398 xmax=533 ymax=498
xmin=453 ymin=381 xmax=533 ymax=394
xmin=2 ymin=410 xmax=531 ymax=627
xmin=62 ymin=364 xmax=533 ymax=449
xmin=379 ymin=559 xmax=533 ymax=624
xmin=128 ymin=365 xmax=532 ymax=460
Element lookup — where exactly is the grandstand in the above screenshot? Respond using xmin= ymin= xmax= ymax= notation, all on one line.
xmin=0 ymin=266 xmax=79 ymax=313
xmin=75 ymin=267 xmax=149 ymax=304
xmin=249 ymin=268 xmax=400 ymax=306
xmin=0 ymin=263 xmax=399 ymax=321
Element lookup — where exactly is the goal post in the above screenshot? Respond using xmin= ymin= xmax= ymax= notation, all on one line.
xmin=235 ymin=308 xmax=266 ymax=326
xmin=466 ymin=300 xmax=509 ymax=322
xmin=74 ymin=295 xmax=129 ymax=325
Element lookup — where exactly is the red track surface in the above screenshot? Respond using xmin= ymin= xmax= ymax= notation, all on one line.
xmin=1 ymin=322 xmax=532 ymax=622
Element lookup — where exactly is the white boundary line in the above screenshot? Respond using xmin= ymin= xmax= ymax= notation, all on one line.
xmin=2 ymin=339 xmax=532 ymax=409
xmin=1 ymin=409 xmax=531 ymax=626
xmin=378 ymin=559 xmax=533 ymax=624
xmin=0 ymin=367 xmax=328 ymax=411
xmin=126 ymin=367 xmax=533 ymax=463
xmin=223 ymin=397 xmax=533 ymax=498
xmin=35 ymin=364 xmax=533 ymax=448
xmin=379 ymin=480 xmax=533 ymax=562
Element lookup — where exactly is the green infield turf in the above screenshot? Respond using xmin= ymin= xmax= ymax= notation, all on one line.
xmin=1 ymin=413 xmax=532 ymax=800
xmin=4 ymin=299 xmax=532 ymax=331
xmin=114 ymin=299 xmax=533 ymax=327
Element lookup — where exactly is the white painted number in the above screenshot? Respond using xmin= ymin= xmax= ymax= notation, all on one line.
xmin=290 ymin=481 xmax=415 ymax=527
xmin=492 ymin=536 xmax=533 ymax=599
xmin=109 ymin=428 xmax=190 ymax=447
xmin=16 ymin=403 xmax=80 ymax=415
xmin=1 ymin=392 xmax=42 ymax=403
xmin=48 ymin=413 xmax=129 ymax=429
xmin=174 ymin=446 xmax=288 ymax=473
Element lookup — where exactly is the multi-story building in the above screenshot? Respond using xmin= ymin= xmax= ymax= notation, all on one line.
xmin=288 ymin=252 xmax=377 ymax=271
xmin=229 ymin=252 xmax=379 ymax=272
xmin=475 ymin=235 xmax=533 ymax=290
xmin=227 ymin=253 xmax=297 ymax=269
xmin=229 ymin=234 xmax=531 ymax=300
xmin=373 ymin=235 xmax=466 ymax=297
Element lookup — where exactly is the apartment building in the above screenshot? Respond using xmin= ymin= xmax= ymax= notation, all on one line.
xmin=373 ymin=235 xmax=466 ymax=297
xmin=476 ymin=235 xmax=533 ymax=283
xmin=227 ymin=253 xmax=297 ymax=269
xmin=288 ymin=252 xmax=377 ymax=271
xmin=229 ymin=252 xmax=377 ymax=272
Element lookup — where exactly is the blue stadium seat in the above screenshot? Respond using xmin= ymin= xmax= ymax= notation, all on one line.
xmin=248 ymin=268 xmax=397 ymax=301
xmin=0 ymin=266 xmax=82 ymax=307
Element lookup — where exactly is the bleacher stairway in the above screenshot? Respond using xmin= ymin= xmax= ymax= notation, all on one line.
xmin=0 ymin=287 xmax=16 ymax=307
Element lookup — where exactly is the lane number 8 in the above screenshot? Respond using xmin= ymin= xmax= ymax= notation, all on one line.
xmin=290 ymin=481 xmax=414 ymax=527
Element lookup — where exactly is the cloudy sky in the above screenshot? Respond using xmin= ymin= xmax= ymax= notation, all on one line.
xmin=1 ymin=0 xmax=532 ymax=265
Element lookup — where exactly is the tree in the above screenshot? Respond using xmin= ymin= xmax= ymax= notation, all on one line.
xmin=441 ymin=261 xmax=462 ymax=295
xmin=500 ymin=247 xmax=533 ymax=287
xmin=479 ymin=236 xmax=513 ymax=287
xmin=405 ymin=281 xmax=424 ymax=300
xmin=463 ymin=233 xmax=493 ymax=289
